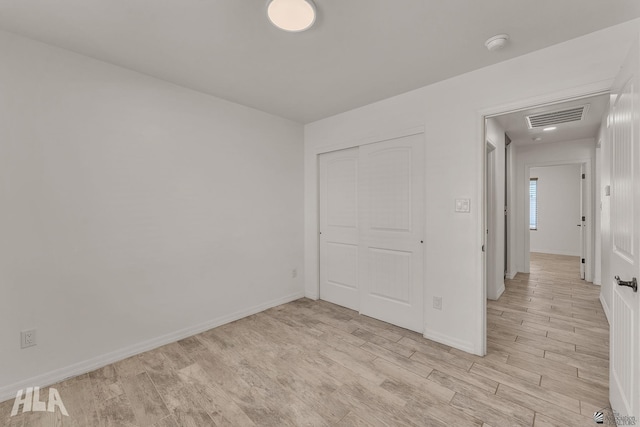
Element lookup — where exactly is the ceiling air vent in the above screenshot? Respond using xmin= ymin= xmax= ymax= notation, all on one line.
xmin=526 ymin=104 xmax=590 ymax=129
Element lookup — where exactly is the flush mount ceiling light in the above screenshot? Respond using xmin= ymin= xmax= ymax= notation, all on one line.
xmin=267 ymin=0 xmax=316 ymax=32
xmin=484 ymin=34 xmax=509 ymax=51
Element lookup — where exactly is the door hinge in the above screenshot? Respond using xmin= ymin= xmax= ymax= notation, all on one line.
xmin=582 ymin=173 xmax=585 ymax=179
xmin=582 ymin=216 xmax=586 ymax=221
xmin=482 ymin=245 xmax=485 ymax=252
xmin=581 ymin=258 xmax=585 ymax=264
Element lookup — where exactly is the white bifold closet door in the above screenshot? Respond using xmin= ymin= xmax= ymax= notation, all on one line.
xmin=319 ymin=134 xmax=424 ymax=332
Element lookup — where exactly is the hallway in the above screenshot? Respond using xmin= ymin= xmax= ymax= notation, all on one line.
xmin=487 ymin=252 xmax=611 ymax=425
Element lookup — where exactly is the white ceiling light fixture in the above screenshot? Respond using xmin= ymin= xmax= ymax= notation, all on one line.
xmin=543 ymin=126 xmax=557 ymax=131
xmin=484 ymin=34 xmax=509 ymax=51
xmin=267 ymin=0 xmax=316 ymax=32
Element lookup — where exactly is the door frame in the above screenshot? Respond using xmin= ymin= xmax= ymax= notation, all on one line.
xmin=523 ymin=159 xmax=592 ymax=279
xmin=505 ymin=140 xmax=511 ymax=280
xmin=477 ymin=81 xmax=611 ymax=356
xmin=484 ymin=140 xmax=497 ymax=302
xmin=309 ymin=126 xmax=427 ymax=322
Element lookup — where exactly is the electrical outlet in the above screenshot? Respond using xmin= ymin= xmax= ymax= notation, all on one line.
xmin=433 ymin=297 xmax=442 ymax=310
xmin=21 ymin=329 xmax=36 ymax=349
xmin=292 ymin=268 xmax=297 ymax=278
xmin=455 ymin=199 xmax=471 ymax=213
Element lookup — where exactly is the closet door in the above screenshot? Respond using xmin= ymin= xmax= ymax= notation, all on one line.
xmin=319 ymin=148 xmax=360 ymax=310
xmin=359 ymin=134 xmax=425 ymax=332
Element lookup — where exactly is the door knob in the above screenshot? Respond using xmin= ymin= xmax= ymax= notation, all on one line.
xmin=615 ymin=276 xmax=638 ymax=292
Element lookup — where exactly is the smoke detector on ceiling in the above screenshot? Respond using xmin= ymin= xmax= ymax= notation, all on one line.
xmin=485 ymin=34 xmax=509 ymax=51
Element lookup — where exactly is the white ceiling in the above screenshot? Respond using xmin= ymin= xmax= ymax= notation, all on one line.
xmin=494 ymin=94 xmax=609 ymax=146
xmin=0 ymin=1 xmax=638 ymax=123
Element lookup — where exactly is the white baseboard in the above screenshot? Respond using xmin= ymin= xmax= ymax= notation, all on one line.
xmin=599 ymin=293 xmax=611 ymax=325
xmin=530 ymin=249 xmax=581 ymax=257
xmin=505 ymin=271 xmax=517 ymax=280
xmin=423 ymin=327 xmax=475 ymax=355
xmin=0 ymin=291 xmax=304 ymax=403
xmin=305 ymin=291 xmax=319 ymax=300
xmin=487 ymin=282 xmax=506 ymax=301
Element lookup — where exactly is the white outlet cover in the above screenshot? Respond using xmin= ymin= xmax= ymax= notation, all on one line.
xmin=21 ymin=329 xmax=36 ymax=348
xmin=455 ymin=199 xmax=471 ymax=213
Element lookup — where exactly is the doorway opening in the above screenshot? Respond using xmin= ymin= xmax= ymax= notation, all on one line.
xmin=526 ymin=161 xmax=589 ymax=280
xmin=481 ymin=89 xmax=610 ymax=356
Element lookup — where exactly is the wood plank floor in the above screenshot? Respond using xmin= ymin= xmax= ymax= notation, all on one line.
xmin=1 ymin=252 xmax=612 ymax=426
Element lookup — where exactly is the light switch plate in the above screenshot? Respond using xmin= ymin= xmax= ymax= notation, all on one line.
xmin=455 ymin=198 xmax=471 ymax=213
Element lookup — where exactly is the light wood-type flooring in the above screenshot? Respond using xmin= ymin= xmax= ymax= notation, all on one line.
xmin=1 ymin=252 xmax=612 ymax=426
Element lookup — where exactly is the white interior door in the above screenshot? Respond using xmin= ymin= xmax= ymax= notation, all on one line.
xmin=319 ymin=147 xmax=360 ymax=310
xmin=359 ymin=134 xmax=425 ymax=332
xmin=609 ymin=35 xmax=639 ymax=421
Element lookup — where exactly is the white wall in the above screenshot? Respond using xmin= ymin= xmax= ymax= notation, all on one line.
xmin=304 ymin=19 xmax=639 ymax=355
xmin=515 ymin=139 xmax=595 ymax=276
xmin=529 ymin=165 xmax=582 ymax=256
xmin=598 ymin=110 xmax=613 ymax=319
xmin=486 ymin=118 xmax=506 ymax=299
xmin=0 ymin=30 xmax=304 ymax=399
